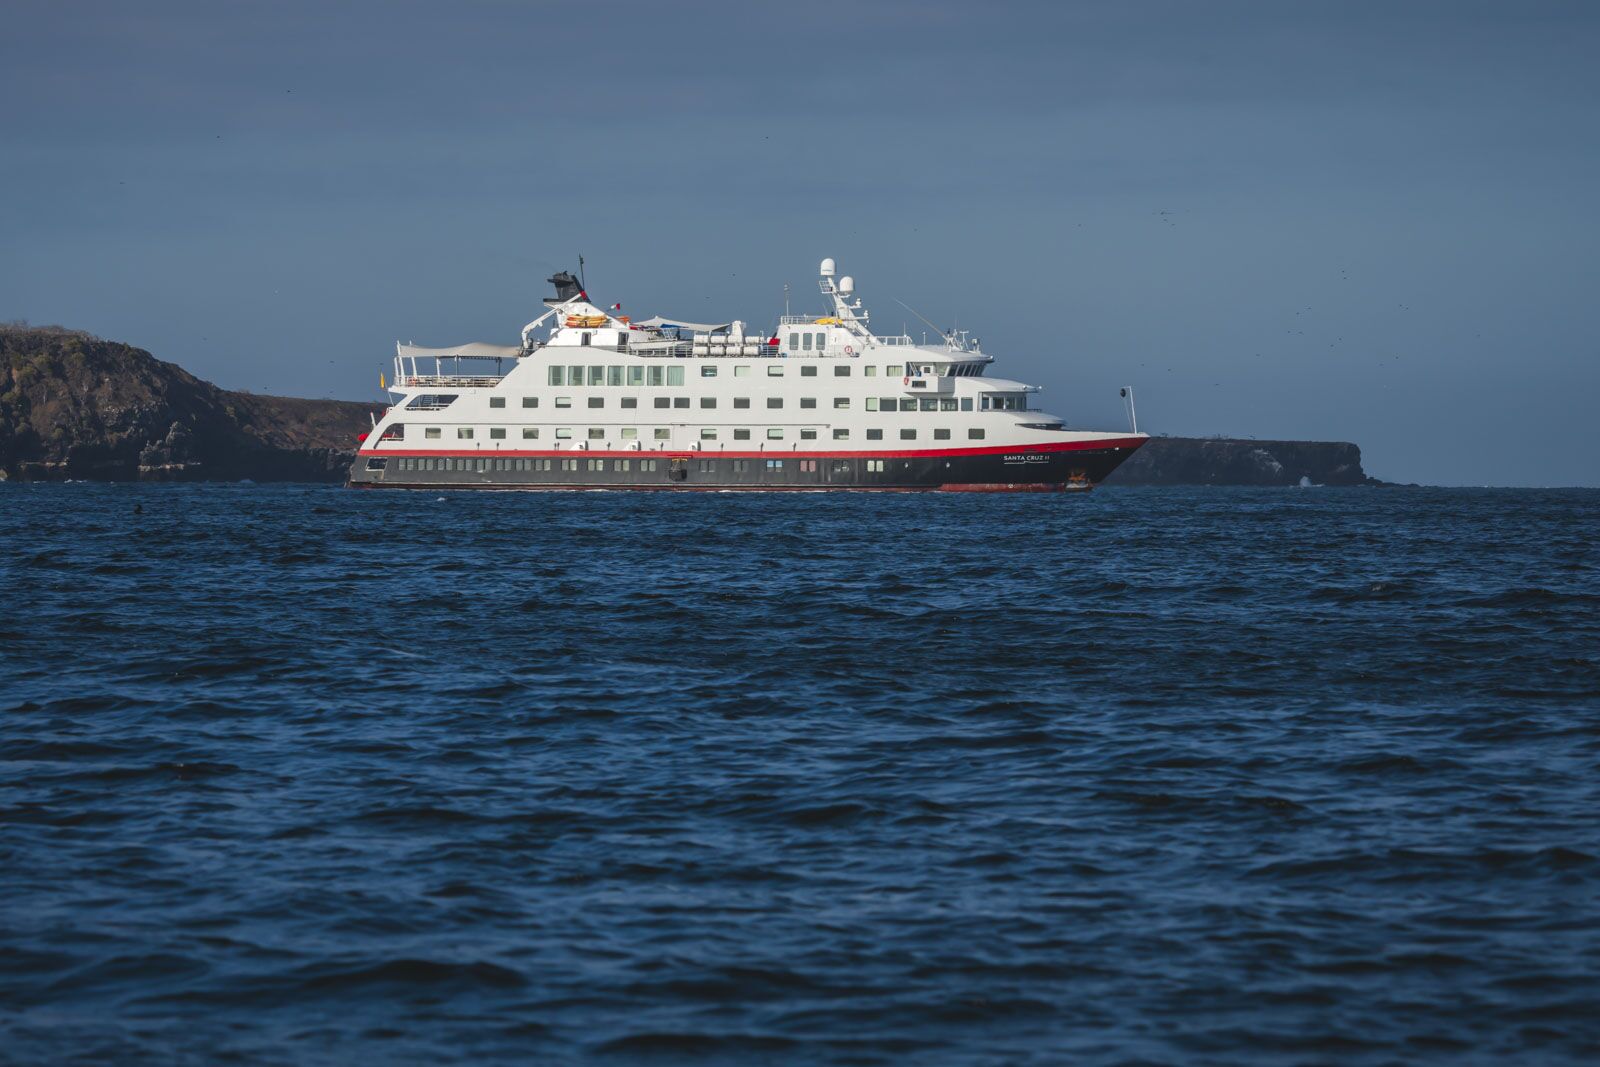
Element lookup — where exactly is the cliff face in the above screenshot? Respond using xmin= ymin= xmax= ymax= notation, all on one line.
xmin=0 ymin=326 xmax=379 ymax=482
xmin=1106 ymin=436 xmax=1381 ymax=486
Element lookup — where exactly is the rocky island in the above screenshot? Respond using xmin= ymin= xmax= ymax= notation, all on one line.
xmin=1 ymin=324 xmax=1384 ymax=486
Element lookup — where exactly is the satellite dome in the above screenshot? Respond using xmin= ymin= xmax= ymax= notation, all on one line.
xmin=838 ymin=276 xmax=855 ymax=294
xmin=819 ymin=258 xmax=836 ymax=277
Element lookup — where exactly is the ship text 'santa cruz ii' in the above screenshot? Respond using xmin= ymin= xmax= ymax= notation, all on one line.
xmin=349 ymin=260 xmax=1147 ymax=492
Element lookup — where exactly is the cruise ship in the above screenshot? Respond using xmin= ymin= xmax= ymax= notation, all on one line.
xmin=349 ymin=260 xmax=1146 ymax=491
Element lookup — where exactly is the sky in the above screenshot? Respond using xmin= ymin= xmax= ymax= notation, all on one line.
xmin=2 ymin=0 xmax=1597 ymax=486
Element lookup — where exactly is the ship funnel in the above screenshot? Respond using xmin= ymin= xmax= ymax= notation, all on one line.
xmin=819 ymin=258 xmax=836 ymax=277
xmin=545 ymin=270 xmax=583 ymax=303
xmin=838 ymin=276 xmax=855 ymax=295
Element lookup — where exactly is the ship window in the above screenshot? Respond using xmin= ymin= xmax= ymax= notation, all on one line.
xmin=941 ymin=399 xmax=958 ymax=411
xmin=700 ymin=428 xmax=718 ymax=440
xmin=733 ymin=460 xmax=749 ymax=472
xmin=801 ymin=333 xmax=812 ymax=351
xmin=800 ymin=398 xmax=817 ymax=409
xmin=801 ymin=365 xmax=817 ymax=377
xmin=569 ymin=365 xmax=583 ymax=385
xmin=865 ymin=398 xmax=878 ymax=412
xmin=654 ymin=428 xmax=671 ymax=440
xmin=365 ymin=458 xmax=387 ymax=470
xmin=457 ymin=428 xmax=474 ymax=439
xmin=834 ymin=365 xmax=850 ymax=377
xmin=617 ymin=334 xmax=628 ymax=351
xmin=934 ymin=428 xmax=951 ymax=440
xmin=407 ymin=393 xmax=458 ymax=410
xmin=588 ymin=428 xmax=605 ymax=440
xmin=833 ymin=428 xmax=849 ymax=440
xmin=787 ymin=335 xmax=799 ymax=351
xmin=556 ymin=396 xmax=572 ymax=408
xmin=885 ymin=364 xmax=903 ymax=377
xmin=549 ymin=367 xmax=564 ymax=386
xmin=767 ymin=398 xmax=783 ymax=409
xmin=866 ymin=429 xmax=883 ymax=441
xmin=734 ymin=365 xmax=751 ymax=377
xmin=666 ymin=366 xmax=685 ymax=387
xmin=961 ymin=398 xmax=973 ymax=411
xmin=920 ymin=399 xmax=937 ymax=412
xmin=867 ymin=460 xmax=885 ymax=472
xmin=834 ymin=398 xmax=850 ymax=409
xmin=799 ymin=460 xmax=817 ymax=472
xmin=800 ymin=429 xmax=817 ymax=440
xmin=490 ymin=396 xmax=505 ymax=409
xmin=476 ymin=459 xmax=486 ymax=471
xmin=697 ymin=460 xmax=715 ymax=472
xmin=581 ymin=332 xmax=591 ymax=347
xmin=767 ymin=428 xmax=784 ymax=440
xmin=561 ymin=458 xmax=578 ymax=471
xmin=648 ymin=366 xmax=664 ymax=386
xmin=767 ymin=365 xmax=784 ymax=377
xmin=733 ymin=397 xmax=750 ymax=409
xmin=587 ymin=459 xmax=604 ymax=471
xmin=608 ymin=366 xmax=623 ymax=386
xmin=621 ymin=427 xmax=637 ymax=439
xmin=900 ymin=429 xmax=916 ymax=440
xmin=654 ymin=397 xmax=670 ymax=409
xmin=766 ymin=459 xmax=785 ymax=469
xmin=642 ymin=459 xmax=659 ymax=471
xmin=588 ymin=397 xmax=604 ymax=408
xmin=588 ymin=366 xmax=604 ymax=386
xmin=490 ymin=428 xmax=506 ymax=440
xmin=556 ymin=428 xmax=573 ymax=439
xmin=980 ymin=396 xmax=990 ymax=410
xmin=523 ymin=428 xmax=539 ymax=439
xmin=621 ymin=397 xmax=637 ymax=409
xmin=831 ymin=459 xmax=851 ymax=474
xmin=523 ymin=396 xmax=538 ymax=408
xmin=673 ymin=397 xmax=689 ymax=409
xmin=701 ymin=365 xmax=718 ymax=377
xmin=617 ymin=459 xmax=631 ymax=471
xmin=864 ymin=366 xmax=877 ymax=377
xmin=968 ymin=428 xmax=985 ymax=440
xmin=537 ymin=459 xmax=552 ymax=470
xmin=700 ymin=397 xmax=717 ymax=408
xmin=733 ymin=429 xmax=751 ymax=440
xmin=628 ymin=366 xmax=644 ymax=386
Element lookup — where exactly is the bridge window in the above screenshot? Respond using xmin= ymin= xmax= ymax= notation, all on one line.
xmin=666 ymin=366 xmax=685 ymax=386
xmin=941 ymin=399 xmax=958 ymax=411
xmin=961 ymin=398 xmax=973 ymax=411
xmin=608 ymin=366 xmax=623 ymax=386
xmin=648 ymin=366 xmax=664 ymax=386
xmin=549 ymin=367 xmax=564 ymax=386
xmin=787 ymin=335 xmax=799 ymax=351
xmin=801 ymin=333 xmax=812 ymax=351
xmin=588 ymin=366 xmax=604 ymax=386
xmin=920 ymin=399 xmax=937 ymax=412
xmin=568 ymin=365 xmax=583 ymax=385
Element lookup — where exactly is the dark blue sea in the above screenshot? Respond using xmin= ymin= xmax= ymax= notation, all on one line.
xmin=2 ymin=484 xmax=1597 ymax=1065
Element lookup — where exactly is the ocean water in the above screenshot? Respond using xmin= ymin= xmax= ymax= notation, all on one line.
xmin=1 ymin=484 xmax=1597 ymax=1066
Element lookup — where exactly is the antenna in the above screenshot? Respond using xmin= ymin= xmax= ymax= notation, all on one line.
xmin=784 ymin=282 xmax=790 ymax=317
xmin=1120 ymin=387 xmax=1139 ymax=434
xmin=578 ymin=255 xmax=587 ymax=292
xmin=892 ymin=296 xmax=948 ymax=343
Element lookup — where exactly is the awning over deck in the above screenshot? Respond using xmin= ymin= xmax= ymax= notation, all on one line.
xmin=396 ymin=342 xmax=523 ymax=359
xmin=633 ymin=316 xmax=732 ymax=333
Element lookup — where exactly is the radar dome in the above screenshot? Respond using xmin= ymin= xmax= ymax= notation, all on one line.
xmin=819 ymin=258 xmax=836 ymax=277
xmin=838 ymin=276 xmax=855 ymax=294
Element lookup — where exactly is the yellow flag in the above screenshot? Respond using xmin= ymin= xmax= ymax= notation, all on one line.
xmin=379 ymin=372 xmax=386 ymax=390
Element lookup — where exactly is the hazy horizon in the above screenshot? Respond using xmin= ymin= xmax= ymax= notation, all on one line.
xmin=3 ymin=0 xmax=1596 ymax=486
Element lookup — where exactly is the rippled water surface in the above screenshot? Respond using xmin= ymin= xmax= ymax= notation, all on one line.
xmin=2 ymin=484 xmax=1597 ymax=1065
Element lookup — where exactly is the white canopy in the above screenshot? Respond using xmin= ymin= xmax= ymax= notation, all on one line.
xmin=633 ymin=316 xmax=732 ymax=333
xmin=397 ymin=341 xmax=522 ymax=359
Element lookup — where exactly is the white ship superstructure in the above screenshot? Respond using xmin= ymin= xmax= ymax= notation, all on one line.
xmin=349 ymin=260 xmax=1145 ymax=491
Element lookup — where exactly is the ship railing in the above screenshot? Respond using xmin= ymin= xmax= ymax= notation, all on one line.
xmin=399 ymin=375 xmax=504 ymax=387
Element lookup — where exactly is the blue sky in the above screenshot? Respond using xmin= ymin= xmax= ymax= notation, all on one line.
xmin=3 ymin=0 xmax=1596 ymax=485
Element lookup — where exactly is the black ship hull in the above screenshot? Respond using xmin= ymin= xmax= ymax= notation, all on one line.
xmin=348 ymin=439 xmax=1144 ymax=492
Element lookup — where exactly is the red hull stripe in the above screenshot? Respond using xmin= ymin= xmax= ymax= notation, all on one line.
xmin=358 ymin=437 xmax=1146 ymax=461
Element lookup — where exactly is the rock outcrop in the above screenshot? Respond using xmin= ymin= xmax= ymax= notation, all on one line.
xmin=0 ymin=325 xmax=380 ymax=482
xmin=1105 ymin=436 xmax=1382 ymax=486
